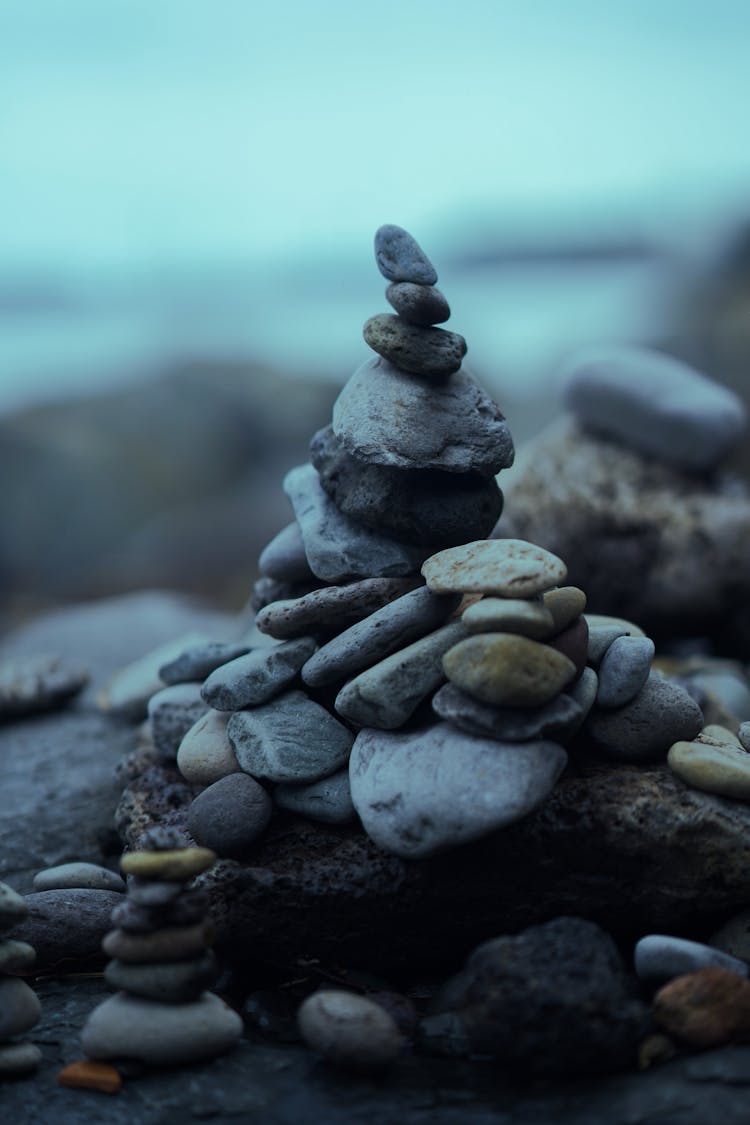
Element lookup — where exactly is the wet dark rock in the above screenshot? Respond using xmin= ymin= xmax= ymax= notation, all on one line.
xmin=7 ymin=889 xmax=123 ymax=970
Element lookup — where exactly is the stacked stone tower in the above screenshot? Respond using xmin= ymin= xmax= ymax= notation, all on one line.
xmin=0 ymin=881 xmax=41 ymax=1078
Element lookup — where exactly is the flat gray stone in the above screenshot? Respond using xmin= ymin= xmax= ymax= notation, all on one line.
xmin=562 ymin=346 xmax=746 ymax=470
xmin=255 ymin=577 xmax=417 ymax=640
xmin=386 ymin=281 xmax=450 ymax=326
xmin=104 ymin=951 xmax=218 ymax=1002
xmin=597 ymin=635 xmax=655 ymax=708
xmin=462 ymin=597 xmax=556 ymax=639
xmin=432 ymin=682 xmax=583 ymax=743
xmin=159 ymin=642 xmax=251 ymax=685
xmin=201 ymin=637 xmax=317 ymax=710
xmin=187 ymin=773 xmax=273 ymax=856
xmin=0 ymin=654 xmax=88 ymax=720
xmin=335 ymin=621 xmax=467 ymax=729
xmin=284 ymin=463 xmax=426 ymax=582
xmin=363 ymin=314 xmax=467 ymax=378
xmin=634 ymin=934 xmax=749 ymax=982
xmin=302 ymin=586 xmax=460 ymax=687
xmin=148 ymin=682 xmax=208 ymax=758
xmin=228 ymin=690 xmax=354 ymax=783
xmin=258 ymin=521 xmax=315 ymax=582
xmin=0 ymin=1041 xmax=41 ymax=1076
xmin=374 ymin=224 xmax=438 ymax=284
xmin=332 ymin=357 xmax=514 ymax=477
xmin=349 ymin=723 xmax=567 ymax=858
xmin=423 ymin=538 xmax=567 ymax=597
xmin=274 ymin=768 xmax=356 ymax=824
xmin=32 ymin=862 xmax=125 ymax=893
xmin=8 ymin=889 xmax=123 ymax=969
xmin=0 ymin=977 xmax=41 ymax=1038
xmin=586 ymin=671 xmax=703 ymax=761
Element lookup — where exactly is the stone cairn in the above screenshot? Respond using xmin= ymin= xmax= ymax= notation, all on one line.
xmin=81 ymin=831 xmax=242 ymax=1066
xmin=0 ymin=881 xmax=41 ymax=1079
xmin=120 ymin=223 xmax=723 ymax=867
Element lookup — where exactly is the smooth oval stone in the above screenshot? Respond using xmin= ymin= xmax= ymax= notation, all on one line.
xmin=332 ymin=357 xmax=514 ymax=477
xmin=302 ymin=586 xmax=460 ymax=688
xmin=298 ymin=989 xmax=403 ymax=1072
xmin=228 ymin=690 xmax=353 ymax=783
xmin=258 ymin=521 xmax=314 ymax=582
xmin=584 ymin=614 xmax=645 ymax=638
xmin=6 ymin=889 xmax=122 ymax=969
xmin=635 ymin=934 xmax=748 ymax=982
xmin=102 ymin=922 xmax=211 ymax=964
xmin=176 ymin=709 xmax=239 ymax=786
xmin=350 ymin=723 xmax=567 ymax=859
xmin=104 ymin=952 xmax=218 ymax=1001
xmin=386 ymin=281 xmax=450 ymax=326
xmin=547 ymin=616 xmax=589 ymax=681
xmin=335 ymin=621 xmax=466 ymax=730
xmin=443 ymin=633 xmax=576 ymax=708
xmin=120 ymin=848 xmax=216 ymax=882
xmin=363 ymin=314 xmax=467 ymax=378
xmin=0 ymin=881 xmax=28 ymax=930
xmin=274 ymin=768 xmax=356 ymax=825
xmin=0 ymin=653 xmax=88 ymax=719
xmin=433 ymin=681 xmax=583 ymax=743
xmin=597 ymin=636 xmax=655 ymax=708
xmin=82 ymin=991 xmax=243 ymax=1065
xmin=187 ymin=773 xmax=272 ymax=857
xmin=200 ymin=637 xmax=317 ymax=711
xmin=33 ymin=862 xmax=126 ymax=894
xmin=586 ymin=671 xmax=703 ymax=761
xmin=0 ymin=938 xmax=36 ymax=972
xmin=0 ymin=977 xmax=41 ymax=1037
xmin=423 ymin=539 xmax=567 ymax=597
xmin=374 ymin=224 xmax=437 ymax=285
xmin=740 ymin=722 xmax=750 ymax=751
xmin=147 ymin=683 xmax=208 ymax=759
xmin=668 ymin=739 xmax=750 ymax=799
xmin=562 ymin=346 xmax=746 ymax=471
xmin=462 ymin=598 xmax=555 ymax=639
xmin=255 ymin=578 xmax=417 ymax=640
xmin=158 ymin=642 xmax=251 ymax=686
xmin=0 ymin=1041 xmax=42 ymax=1076
xmin=587 ymin=625 xmax=630 ymax=667
xmin=542 ymin=586 xmax=587 ymax=633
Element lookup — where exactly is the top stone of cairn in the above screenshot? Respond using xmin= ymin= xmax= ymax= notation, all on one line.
xmin=375 ymin=224 xmax=438 ymax=286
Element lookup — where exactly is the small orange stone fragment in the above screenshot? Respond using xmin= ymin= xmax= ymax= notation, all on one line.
xmin=57 ymin=1059 xmax=123 ymax=1093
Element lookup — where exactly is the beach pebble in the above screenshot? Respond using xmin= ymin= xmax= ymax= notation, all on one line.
xmin=585 ymin=614 xmax=645 ymax=637
xmin=0 ymin=882 xmax=28 ymax=931
xmin=111 ymin=889 xmax=208 ymax=933
xmin=33 ymin=862 xmax=126 ymax=894
xmin=667 ymin=737 xmax=750 ymax=799
xmin=176 ymin=709 xmax=239 ymax=785
xmin=99 ymin=632 xmax=210 ymax=721
xmin=6 ymin=889 xmax=122 ymax=969
xmin=187 ymin=773 xmax=272 ymax=856
xmin=0 ymin=938 xmax=36 ymax=972
xmin=443 ymin=633 xmax=576 ymax=708
xmin=548 ymin=616 xmax=589 ymax=680
xmin=699 ymin=724 xmax=743 ymax=747
xmin=229 ymin=690 xmax=353 ymax=783
xmin=297 ymin=989 xmax=403 ymax=1072
xmin=740 ymin=722 xmax=750 ymax=751
xmin=258 ymin=521 xmax=314 ymax=582
xmin=374 ymin=224 xmax=437 ymax=285
xmin=0 ymin=977 xmax=42 ymax=1038
xmin=274 ymin=768 xmax=356 ymax=825
xmin=57 ymin=1060 xmax=123 ymax=1093
xmin=635 ymin=934 xmax=748 ymax=982
xmin=284 ymin=462 xmax=426 ymax=582
xmin=255 ymin=577 xmax=417 ymax=640
xmin=0 ymin=653 xmax=88 ymax=719
xmin=251 ymin=575 xmax=318 ymax=614
xmin=350 ymin=723 xmax=567 ymax=858
xmin=423 ymin=539 xmax=567 ymax=597
xmin=126 ymin=879 xmax=185 ymax=908
xmin=82 ymin=991 xmax=243 ymax=1065
xmin=386 ymin=281 xmax=450 ymax=325
xmin=597 ymin=636 xmax=655 ymax=708
xmin=0 ymin=1042 xmax=42 ymax=1077
xmin=587 ymin=625 xmax=630 ymax=667
xmin=147 ymin=683 xmax=207 ymax=759
xmin=432 ymin=682 xmax=583 ymax=743
xmin=586 ymin=671 xmax=703 ymax=761
xmin=563 ymin=346 xmax=746 ymax=470
xmin=363 ymin=314 xmax=467 ymax=378
xmin=120 ymin=848 xmax=216 ymax=882
xmin=302 ymin=586 xmax=460 ymax=687
xmin=542 ymin=586 xmax=587 ymax=633
xmin=102 ymin=922 xmax=211 ymax=964
xmin=332 ymin=357 xmax=514 ymax=476
xmin=335 ymin=621 xmax=466 ymax=730
xmin=104 ymin=952 xmax=218 ymax=1002
xmin=462 ymin=598 xmax=555 ymax=639
xmin=201 ymin=637 xmax=317 ymax=711
xmin=158 ymin=642 xmax=250 ymax=686
xmin=653 ymin=967 xmax=750 ymax=1048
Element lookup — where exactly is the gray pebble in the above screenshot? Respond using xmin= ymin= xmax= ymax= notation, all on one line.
xmin=634 ymin=934 xmax=749 ymax=981
xmin=740 ymin=722 xmax=750 ymax=751
xmin=432 ymin=682 xmax=583 ymax=743
xmin=597 ymin=635 xmax=655 ymax=708
xmin=0 ymin=977 xmax=41 ymax=1038
xmin=105 ymin=952 xmax=218 ymax=1001
xmin=187 ymin=773 xmax=272 ymax=856
xmin=585 ymin=670 xmax=703 ymax=761
xmin=375 ymin=224 xmax=437 ymax=285
xmin=284 ymin=463 xmax=426 ymax=582
xmin=350 ymin=723 xmax=567 ymax=859
xmin=228 ymin=689 xmax=354 ymax=783
xmin=255 ymin=577 xmax=417 ymax=640
xmin=201 ymin=637 xmax=317 ymax=711
xmin=332 ymin=357 xmax=514 ymax=477
xmin=298 ymin=989 xmax=403 ymax=1071
xmin=176 ymin=709 xmax=239 ymax=785
xmin=0 ymin=881 xmax=28 ymax=931
xmin=386 ymin=281 xmax=450 ymax=326
xmin=302 ymin=586 xmax=460 ymax=688
xmin=159 ymin=642 xmax=251 ymax=686
xmin=587 ymin=625 xmax=629 ymax=667
xmin=335 ymin=621 xmax=467 ymax=730
xmin=275 ymin=768 xmax=356 ymax=824
xmin=258 ymin=521 xmax=315 ymax=582
xmin=126 ymin=879 xmax=185 ymax=907
xmin=0 ymin=1041 xmax=42 ymax=1076
xmin=33 ymin=862 xmax=126 ymax=894
xmin=567 ymin=666 xmax=599 ymax=728
xmin=363 ymin=314 xmax=467 ymax=378
xmin=111 ymin=888 xmax=208 ymax=933
xmin=0 ymin=938 xmax=36 ymax=972
xmin=251 ymin=575 xmax=320 ymax=614
xmin=148 ymin=682 xmax=208 ymax=759
xmin=0 ymin=653 xmax=88 ymax=719
xmin=99 ymin=631 xmax=209 ymax=721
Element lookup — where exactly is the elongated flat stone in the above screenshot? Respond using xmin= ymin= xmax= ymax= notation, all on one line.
xmin=284 ymin=463 xmax=426 ymax=582
xmin=363 ymin=314 xmax=467 ymax=377
xmin=443 ymin=633 xmax=576 ymax=708
xmin=228 ymin=690 xmax=353 ymax=783
xmin=332 ymin=358 xmax=514 ymax=477
xmin=33 ymin=862 xmax=125 ymax=893
xmin=433 ymin=682 xmax=583 ymax=743
xmin=374 ymin=224 xmax=437 ymax=285
xmin=635 ymin=934 xmax=748 ymax=982
xmin=597 ymin=635 xmax=655 ymax=708
xmin=258 ymin=521 xmax=314 ymax=582
xmin=255 ymin=577 xmax=417 ymax=640
xmin=462 ymin=597 xmax=555 ymax=639
xmin=159 ymin=642 xmax=251 ymax=686
xmin=302 ymin=586 xmax=460 ymax=688
xmin=349 ymin=723 xmax=567 ymax=858
xmin=423 ymin=539 xmax=567 ymax=597
xmin=335 ymin=621 xmax=466 ymax=730
xmin=274 ymin=768 xmax=356 ymax=825
xmin=201 ymin=637 xmax=317 ymax=710
xmin=668 ymin=738 xmax=750 ymax=799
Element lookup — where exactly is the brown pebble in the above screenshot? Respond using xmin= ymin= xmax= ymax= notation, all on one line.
xmin=653 ymin=967 xmax=750 ymax=1048
xmin=102 ymin=922 xmax=212 ymax=964
xmin=58 ymin=1059 xmax=123 ymax=1093
xmin=548 ymin=616 xmax=589 ymax=681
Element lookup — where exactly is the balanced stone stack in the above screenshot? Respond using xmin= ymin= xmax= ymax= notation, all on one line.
xmin=0 ymin=881 xmax=41 ymax=1078
xmin=82 ymin=833 xmax=242 ymax=1066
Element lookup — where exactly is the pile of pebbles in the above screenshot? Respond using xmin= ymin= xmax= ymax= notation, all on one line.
xmin=0 ymin=881 xmax=41 ymax=1078
xmin=82 ymin=832 xmax=242 ymax=1066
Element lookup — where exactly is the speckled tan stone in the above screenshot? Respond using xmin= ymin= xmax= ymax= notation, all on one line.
xmin=423 ymin=539 xmax=567 ymax=598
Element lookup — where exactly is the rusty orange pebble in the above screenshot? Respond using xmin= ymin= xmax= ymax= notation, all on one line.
xmin=57 ymin=1059 xmax=123 ymax=1094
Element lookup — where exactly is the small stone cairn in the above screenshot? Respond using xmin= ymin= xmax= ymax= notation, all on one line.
xmin=0 ymin=881 xmax=41 ymax=1078
xmin=81 ymin=831 xmax=242 ymax=1066
xmin=134 ymin=225 xmax=710 ymax=864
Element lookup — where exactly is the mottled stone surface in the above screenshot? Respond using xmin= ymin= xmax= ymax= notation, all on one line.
xmin=374 ymin=224 xmax=437 ymax=284
xmin=386 ymin=281 xmax=450 ymax=325
xmin=363 ymin=313 xmax=467 ymax=377
xmin=255 ymin=577 xmax=417 ymax=639
xmin=423 ymin=538 xmax=567 ymax=597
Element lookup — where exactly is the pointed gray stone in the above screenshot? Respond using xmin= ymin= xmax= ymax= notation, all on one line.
xmin=597 ymin=635 xmax=655 ymax=708
xmin=228 ymin=690 xmax=353 ymax=783
xmin=159 ymin=642 xmax=251 ymax=686
xmin=201 ymin=637 xmax=317 ymax=711
xmin=432 ymin=682 xmax=583 ymax=743
xmin=374 ymin=224 xmax=437 ymax=285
